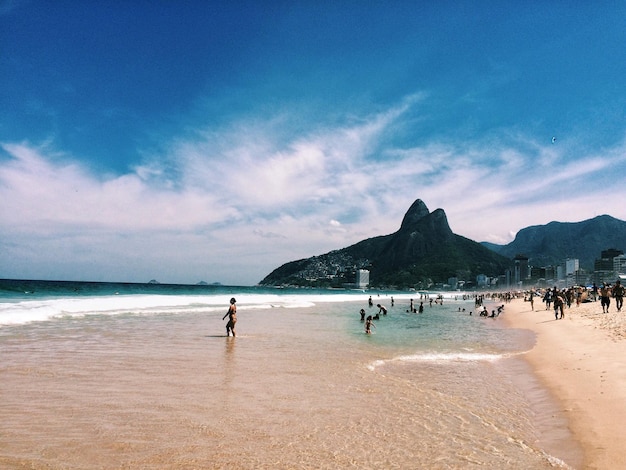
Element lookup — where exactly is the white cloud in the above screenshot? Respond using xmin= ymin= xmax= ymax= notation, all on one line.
xmin=0 ymin=142 xmax=235 ymax=233
xmin=1 ymin=101 xmax=626 ymax=285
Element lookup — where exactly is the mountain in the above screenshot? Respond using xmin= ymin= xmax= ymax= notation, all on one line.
xmin=483 ymin=215 xmax=626 ymax=270
xmin=259 ymin=199 xmax=511 ymax=288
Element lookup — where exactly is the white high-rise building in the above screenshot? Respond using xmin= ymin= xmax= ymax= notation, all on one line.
xmin=356 ymin=269 xmax=370 ymax=289
xmin=614 ymin=254 xmax=626 ymax=275
xmin=565 ymin=258 xmax=579 ymax=275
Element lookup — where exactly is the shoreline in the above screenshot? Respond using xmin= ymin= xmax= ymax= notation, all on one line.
xmin=501 ymin=297 xmax=626 ymax=469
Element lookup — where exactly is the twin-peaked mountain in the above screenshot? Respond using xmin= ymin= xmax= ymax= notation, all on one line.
xmin=259 ymin=199 xmax=511 ymax=288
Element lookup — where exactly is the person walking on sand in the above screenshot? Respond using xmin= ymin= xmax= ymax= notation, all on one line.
xmin=553 ymin=290 xmax=565 ymax=320
xmin=365 ymin=315 xmax=376 ymax=334
xmin=613 ymin=280 xmax=624 ymax=312
xmin=543 ymin=289 xmax=552 ymax=310
xmin=222 ymin=297 xmax=237 ymax=336
xmin=600 ymin=283 xmax=611 ymax=313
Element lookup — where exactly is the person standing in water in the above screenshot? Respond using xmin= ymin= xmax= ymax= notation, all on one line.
xmin=222 ymin=297 xmax=237 ymax=336
xmin=365 ymin=315 xmax=376 ymax=334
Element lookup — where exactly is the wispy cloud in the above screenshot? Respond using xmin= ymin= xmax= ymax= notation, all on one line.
xmin=1 ymin=97 xmax=625 ymax=284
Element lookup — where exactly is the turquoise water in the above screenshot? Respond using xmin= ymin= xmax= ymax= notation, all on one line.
xmin=0 ymin=280 xmax=579 ymax=468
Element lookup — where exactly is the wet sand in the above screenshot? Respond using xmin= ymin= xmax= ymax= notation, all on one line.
xmin=1 ymin=300 xmax=578 ymax=469
xmin=502 ymin=297 xmax=626 ymax=469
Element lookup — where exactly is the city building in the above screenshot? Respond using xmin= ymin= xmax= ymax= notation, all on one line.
xmin=565 ymin=258 xmax=579 ymax=275
xmin=613 ymin=254 xmax=626 ymax=276
xmin=594 ymin=248 xmax=624 ymax=285
xmin=513 ymin=254 xmax=529 ymax=286
xmin=355 ymin=269 xmax=370 ymax=289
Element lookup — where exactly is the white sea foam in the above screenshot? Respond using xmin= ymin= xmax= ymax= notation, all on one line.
xmin=0 ymin=289 xmax=472 ymax=327
xmin=367 ymin=351 xmax=506 ymax=371
xmin=0 ymin=292 xmax=358 ymax=326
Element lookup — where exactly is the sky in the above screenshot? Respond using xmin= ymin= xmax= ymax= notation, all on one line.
xmin=1 ymin=1 xmax=625 ymax=285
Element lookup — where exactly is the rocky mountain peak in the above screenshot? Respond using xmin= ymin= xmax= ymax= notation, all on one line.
xmin=259 ymin=198 xmax=510 ymax=287
xmin=399 ymin=199 xmax=431 ymax=231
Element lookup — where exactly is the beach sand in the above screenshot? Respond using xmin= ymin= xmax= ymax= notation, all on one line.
xmin=502 ymin=296 xmax=626 ymax=469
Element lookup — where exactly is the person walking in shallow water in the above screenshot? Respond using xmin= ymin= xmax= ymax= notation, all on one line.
xmin=222 ymin=297 xmax=237 ymax=336
xmin=365 ymin=315 xmax=376 ymax=334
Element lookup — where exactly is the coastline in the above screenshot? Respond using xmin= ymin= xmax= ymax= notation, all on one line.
xmin=502 ymin=296 xmax=626 ymax=469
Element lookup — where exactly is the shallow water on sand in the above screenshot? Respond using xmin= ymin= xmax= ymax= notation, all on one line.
xmin=0 ymin=296 xmax=581 ymax=469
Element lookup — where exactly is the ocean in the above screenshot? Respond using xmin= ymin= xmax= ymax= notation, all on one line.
xmin=0 ymin=279 xmax=580 ymax=469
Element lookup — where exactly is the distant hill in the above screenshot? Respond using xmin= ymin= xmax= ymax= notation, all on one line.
xmin=259 ymin=199 xmax=511 ymax=288
xmin=482 ymin=215 xmax=626 ymax=270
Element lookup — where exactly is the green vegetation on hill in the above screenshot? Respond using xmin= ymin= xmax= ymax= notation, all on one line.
xmin=483 ymin=215 xmax=626 ymax=271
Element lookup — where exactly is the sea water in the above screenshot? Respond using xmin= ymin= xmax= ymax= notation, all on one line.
xmin=0 ymin=280 xmax=580 ymax=469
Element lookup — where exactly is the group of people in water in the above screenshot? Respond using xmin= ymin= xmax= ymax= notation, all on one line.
xmin=360 ymin=301 xmax=388 ymax=334
xmin=361 ymin=295 xmax=442 ymax=334
xmin=476 ymin=304 xmax=505 ymax=318
xmin=223 ymin=282 xmax=626 ymax=336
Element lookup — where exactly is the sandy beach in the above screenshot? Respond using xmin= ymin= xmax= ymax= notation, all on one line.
xmin=502 ymin=296 xmax=626 ymax=469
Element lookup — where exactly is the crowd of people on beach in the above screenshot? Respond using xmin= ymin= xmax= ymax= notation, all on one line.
xmin=520 ymin=280 xmax=626 ymax=318
xmin=469 ymin=281 xmax=626 ymax=320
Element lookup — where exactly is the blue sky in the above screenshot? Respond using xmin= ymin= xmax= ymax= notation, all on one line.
xmin=1 ymin=1 xmax=625 ymax=285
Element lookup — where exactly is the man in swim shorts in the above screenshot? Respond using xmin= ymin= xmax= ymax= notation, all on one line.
xmin=222 ymin=297 xmax=237 ymax=336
